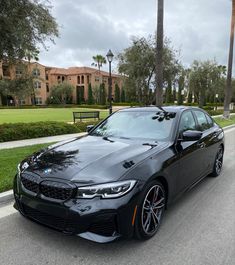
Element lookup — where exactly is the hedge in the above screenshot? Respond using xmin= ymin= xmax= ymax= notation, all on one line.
xmin=0 ymin=104 xmax=108 ymax=110
xmin=0 ymin=121 xmax=100 ymax=142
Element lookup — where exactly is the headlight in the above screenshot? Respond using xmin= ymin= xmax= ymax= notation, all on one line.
xmin=17 ymin=163 xmax=21 ymax=174
xmin=76 ymin=180 xmax=137 ymax=199
xmin=17 ymin=162 xmax=29 ymax=174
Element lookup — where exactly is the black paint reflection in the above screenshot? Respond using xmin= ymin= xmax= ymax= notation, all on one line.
xmin=31 ymin=149 xmax=79 ymax=173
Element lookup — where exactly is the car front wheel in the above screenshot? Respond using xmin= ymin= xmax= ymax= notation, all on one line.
xmin=211 ymin=145 xmax=224 ymax=177
xmin=135 ymin=180 xmax=166 ymax=240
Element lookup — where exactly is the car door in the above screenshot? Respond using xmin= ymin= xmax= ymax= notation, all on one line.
xmin=192 ymin=110 xmax=217 ymax=174
xmin=176 ymin=110 xmax=205 ymax=193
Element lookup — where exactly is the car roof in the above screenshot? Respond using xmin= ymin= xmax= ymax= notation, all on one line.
xmin=118 ymin=106 xmax=196 ymax=113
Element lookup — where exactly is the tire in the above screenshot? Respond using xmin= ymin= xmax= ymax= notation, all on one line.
xmin=134 ymin=180 xmax=166 ymax=240
xmin=211 ymin=145 xmax=224 ymax=177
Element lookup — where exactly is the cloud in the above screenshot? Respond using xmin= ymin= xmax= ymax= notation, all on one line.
xmin=39 ymin=0 xmax=233 ymax=73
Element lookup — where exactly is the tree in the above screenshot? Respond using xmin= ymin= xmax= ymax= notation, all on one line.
xmin=92 ymin=85 xmax=100 ymax=104
xmin=118 ymin=36 xmax=181 ymax=105
xmin=99 ymin=83 xmax=106 ymax=105
xmin=0 ymin=0 xmax=59 ymax=61
xmin=87 ymin=83 xmax=94 ymax=104
xmin=92 ymin=55 xmax=106 ymax=72
xmin=49 ymin=82 xmax=74 ymax=105
xmin=155 ymin=0 xmax=164 ymax=106
xmin=0 ymin=64 xmax=34 ymax=105
xmin=114 ymin=84 xmax=121 ymax=102
xmin=178 ymin=74 xmax=185 ymax=105
xmin=224 ymin=0 xmax=235 ymax=118
xmin=189 ymin=60 xmax=226 ymax=107
xmin=78 ymin=86 xmax=85 ymax=104
xmin=121 ymin=88 xmax=126 ymax=102
xmin=165 ymin=80 xmax=173 ymax=104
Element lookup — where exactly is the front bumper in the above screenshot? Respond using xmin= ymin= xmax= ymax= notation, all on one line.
xmin=13 ymin=174 xmax=141 ymax=243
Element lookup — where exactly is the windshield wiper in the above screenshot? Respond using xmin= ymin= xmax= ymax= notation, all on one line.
xmin=142 ymin=142 xmax=158 ymax=147
xmin=103 ymin=136 xmax=115 ymax=143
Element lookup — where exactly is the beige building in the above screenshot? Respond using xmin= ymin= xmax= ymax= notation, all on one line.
xmin=0 ymin=61 xmax=123 ymax=105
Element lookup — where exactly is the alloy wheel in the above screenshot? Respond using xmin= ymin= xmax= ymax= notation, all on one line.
xmin=141 ymin=184 xmax=165 ymax=236
xmin=215 ymin=147 xmax=223 ymax=175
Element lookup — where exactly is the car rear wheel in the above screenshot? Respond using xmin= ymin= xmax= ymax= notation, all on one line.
xmin=211 ymin=146 xmax=224 ymax=177
xmin=135 ymin=180 xmax=166 ymax=240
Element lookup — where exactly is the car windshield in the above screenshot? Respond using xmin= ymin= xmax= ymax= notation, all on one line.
xmin=91 ymin=110 xmax=177 ymax=141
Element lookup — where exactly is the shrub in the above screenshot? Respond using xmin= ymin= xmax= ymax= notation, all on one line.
xmin=0 ymin=104 xmax=108 ymax=109
xmin=0 ymin=121 xmax=101 ymax=142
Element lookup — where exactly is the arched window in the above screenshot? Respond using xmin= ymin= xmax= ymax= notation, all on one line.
xmin=77 ymin=76 xmax=80 ymax=84
xmin=81 ymin=75 xmax=84 ymax=84
xmin=32 ymin=68 xmax=40 ymax=77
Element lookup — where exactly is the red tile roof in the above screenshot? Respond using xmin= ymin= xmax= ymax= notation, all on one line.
xmin=49 ymin=66 xmax=121 ymax=77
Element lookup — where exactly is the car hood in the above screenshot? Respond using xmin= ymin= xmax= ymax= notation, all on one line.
xmin=22 ymin=135 xmax=168 ymax=185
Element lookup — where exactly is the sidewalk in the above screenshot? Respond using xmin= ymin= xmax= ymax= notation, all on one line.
xmin=0 ymin=132 xmax=87 ymax=150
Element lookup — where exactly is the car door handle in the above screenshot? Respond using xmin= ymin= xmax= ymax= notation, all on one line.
xmin=197 ymin=142 xmax=205 ymax=149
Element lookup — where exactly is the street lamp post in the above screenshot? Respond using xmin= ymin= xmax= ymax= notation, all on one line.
xmin=215 ymin=94 xmax=219 ymax=110
xmin=106 ymin=49 xmax=114 ymax=115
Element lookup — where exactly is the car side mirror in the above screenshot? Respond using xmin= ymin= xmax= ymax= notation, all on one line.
xmin=181 ymin=130 xmax=202 ymax=142
xmin=86 ymin=125 xmax=94 ymax=133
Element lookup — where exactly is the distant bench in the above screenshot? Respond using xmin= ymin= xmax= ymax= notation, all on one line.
xmin=73 ymin=111 xmax=100 ymax=123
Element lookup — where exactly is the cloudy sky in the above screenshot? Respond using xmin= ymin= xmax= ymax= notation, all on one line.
xmin=39 ymin=0 xmax=232 ymax=73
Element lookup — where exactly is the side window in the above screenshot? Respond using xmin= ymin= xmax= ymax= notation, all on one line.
xmin=194 ymin=110 xmax=210 ymax=131
xmin=179 ymin=111 xmax=197 ymax=134
xmin=205 ymin=113 xmax=214 ymax=128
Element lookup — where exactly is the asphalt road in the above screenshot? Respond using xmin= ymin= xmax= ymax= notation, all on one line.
xmin=0 ymin=128 xmax=235 ymax=265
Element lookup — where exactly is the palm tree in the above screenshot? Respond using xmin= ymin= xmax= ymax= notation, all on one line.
xmin=92 ymin=55 xmax=107 ymax=72
xmin=155 ymin=0 xmax=164 ymax=106
xmin=224 ymin=0 xmax=235 ymax=119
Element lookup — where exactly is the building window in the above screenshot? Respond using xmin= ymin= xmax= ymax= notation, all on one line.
xmin=34 ymin=81 xmax=41 ymax=89
xmin=15 ymin=67 xmax=24 ymax=77
xmin=95 ymin=76 xmax=100 ymax=82
xmin=3 ymin=65 xmax=10 ymax=77
xmin=62 ymin=76 xmax=65 ymax=82
xmin=87 ymin=75 xmax=90 ymax=84
xmin=81 ymin=75 xmax=84 ymax=84
xmin=35 ymin=97 xmax=42 ymax=105
xmin=32 ymin=68 xmax=40 ymax=77
xmin=46 ymin=83 xmax=49 ymax=93
xmin=77 ymin=76 xmax=80 ymax=84
xmin=46 ymin=73 xmax=49 ymax=80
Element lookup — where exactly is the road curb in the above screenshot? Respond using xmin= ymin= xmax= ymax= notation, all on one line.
xmin=0 ymin=190 xmax=13 ymax=204
xmin=222 ymin=124 xmax=235 ymax=131
xmin=0 ymin=124 xmax=235 ymax=204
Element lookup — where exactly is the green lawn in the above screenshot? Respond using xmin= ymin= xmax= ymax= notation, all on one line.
xmin=0 ymin=108 xmax=108 ymax=124
xmin=0 ymin=143 xmax=51 ymax=193
xmin=214 ymin=115 xmax=235 ymax=128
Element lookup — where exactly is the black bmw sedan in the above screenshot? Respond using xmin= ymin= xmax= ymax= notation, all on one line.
xmin=14 ymin=106 xmax=224 ymax=243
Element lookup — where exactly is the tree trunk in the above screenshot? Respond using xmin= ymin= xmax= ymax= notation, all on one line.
xmin=224 ymin=0 xmax=235 ymax=119
xmin=199 ymin=91 xmax=205 ymax=108
xmin=155 ymin=0 xmax=164 ymax=106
